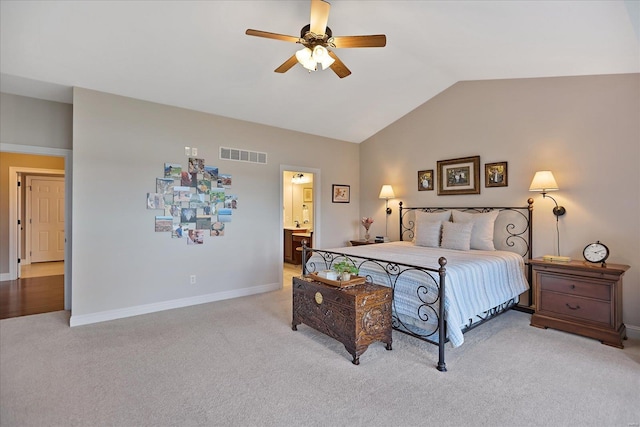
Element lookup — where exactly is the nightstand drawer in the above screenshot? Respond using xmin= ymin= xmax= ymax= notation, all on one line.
xmin=539 ymin=292 xmax=611 ymax=325
xmin=539 ymin=274 xmax=610 ymax=301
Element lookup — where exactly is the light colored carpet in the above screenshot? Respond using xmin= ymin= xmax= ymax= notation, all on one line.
xmin=1 ymin=280 xmax=639 ymax=427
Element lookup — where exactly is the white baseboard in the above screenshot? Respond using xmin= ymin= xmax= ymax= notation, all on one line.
xmin=0 ymin=273 xmax=11 ymax=281
xmin=625 ymin=323 xmax=640 ymax=341
xmin=70 ymin=282 xmax=281 ymax=327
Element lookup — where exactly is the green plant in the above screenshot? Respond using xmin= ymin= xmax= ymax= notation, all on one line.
xmin=333 ymin=260 xmax=359 ymax=276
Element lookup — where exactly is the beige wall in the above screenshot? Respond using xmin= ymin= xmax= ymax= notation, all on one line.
xmin=360 ymin=73 xmax=640 ymax=330
xmin=0 ymin=92 xmax=72 ymax=150
xmin=71 ymin=88 xmax=360 ymax=320
xmin=0 ymin=153 xmax=65 ymax=274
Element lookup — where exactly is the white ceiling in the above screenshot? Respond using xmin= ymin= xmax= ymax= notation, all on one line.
xmin=1 ymin=1 xmax=638 ymax=143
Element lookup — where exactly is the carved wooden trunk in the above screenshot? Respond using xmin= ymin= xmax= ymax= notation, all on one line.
xmin=292 ymin=276 xmax=393 ymax=364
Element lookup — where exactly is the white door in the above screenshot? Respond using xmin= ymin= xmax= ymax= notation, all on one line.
xmin=27 ymin=176 xmax=65 ymax=263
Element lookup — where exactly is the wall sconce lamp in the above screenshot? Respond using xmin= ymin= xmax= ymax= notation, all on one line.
xmin=379 ymin=185 xmax=395 ymax=239
xmin=528 ymin=171 xmax=566 ymax=216
xmin=529 ymin=170 xmax=566 ymax=257
xmin=379 ymin=185 xmax=395 ymax=215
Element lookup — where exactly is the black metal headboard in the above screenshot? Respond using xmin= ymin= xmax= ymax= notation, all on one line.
xmin=399 ymin=198 xmax=535 ymax=307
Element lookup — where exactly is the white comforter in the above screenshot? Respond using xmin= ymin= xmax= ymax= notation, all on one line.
xmin=305 ymin=241 xmax=529 ymax=347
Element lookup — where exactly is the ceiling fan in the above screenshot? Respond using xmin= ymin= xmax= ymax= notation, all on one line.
xmin=245 ymin=0 xmax=386 ymax=78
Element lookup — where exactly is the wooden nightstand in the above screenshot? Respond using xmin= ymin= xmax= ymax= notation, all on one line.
xmin=349 ymin=240 xmax=380 ymax=246
xmin=529 ymin=258 xmax=629 ymax=348
xmin=292 ymin=276 xmax=393 ymax=364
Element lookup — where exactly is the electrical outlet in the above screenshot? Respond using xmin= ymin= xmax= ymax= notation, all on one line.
xmin=190 ymin=275 xmax=196 ymax=285
xmin=192 ymin=147 xmax=198 ymax=156
xmin=184 ymin=146 xmax=191 ymax=156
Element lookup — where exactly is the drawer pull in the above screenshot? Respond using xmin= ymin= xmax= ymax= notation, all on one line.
xmin=565 ymin=303 xmax=580 ymax=310
xmin=570 ymin=285 xmax=576 ymax=289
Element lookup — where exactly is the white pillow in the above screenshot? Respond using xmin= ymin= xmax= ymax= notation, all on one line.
xmin=451 ymin=210 xmax=499 ymax=251
xmin=414 ymin=220 xmax=441 ymax=248
xmin=441 ymin=221 xmax=473 ymax=251
xmin=413 ymin=210 xmax=451 ymax=243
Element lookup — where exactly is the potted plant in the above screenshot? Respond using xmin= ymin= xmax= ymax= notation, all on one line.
xmin=333 ymin=260 xmax=359 ymax=281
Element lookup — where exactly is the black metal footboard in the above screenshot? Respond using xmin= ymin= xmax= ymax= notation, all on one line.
xmin=301 ymin=246 xmax=450 ymax=372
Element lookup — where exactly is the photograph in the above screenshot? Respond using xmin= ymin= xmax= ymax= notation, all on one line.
xmin=211 ymin=221 xmax=225 ymax=237
xmin=154 ymin=216 xmax=173 ymax=232
xmin=180 ymin=208 xmax=196 ymax=223
xmin=418 ymin=170 xmax=434 ymax=191
xmin=203 ymin=166 xmax=218 ymax=182
xmin=164 ymin=163 xmax=181 ymax=179
xmin=156 ymin=177 xmax=174 ymax=194
xmin=147 ymin=193 xmax=165 ymax=209
xmin=485 ymin=162 xmax=508 ymax=187
xmin=218 ymin=173 xmax=232 ymax=189
xmin=224 ymin=195 xmax=238 ymax=209
xmin=188 ymin=157 xmax=205 ymax=174
xmin=218 ymin=208 xmax=233 ymax=222
xmin=332 ymin=184 xmax=350 ymax=203
xmin=437 ymin=156 xmax=480 ymax=195
xmin=173 ymin=186 xmax=192 ymax=202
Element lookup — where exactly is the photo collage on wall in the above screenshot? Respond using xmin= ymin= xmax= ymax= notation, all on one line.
xmin=147 ymin=156 xmax=238 ymax=244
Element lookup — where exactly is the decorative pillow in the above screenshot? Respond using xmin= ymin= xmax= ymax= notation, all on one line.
xmin=440 ymin=221 xmax=473 ymax=251
xmin=414 ymin=221 xmax=441 ymax=248
xmin=451 ymin=210 xmax=499 ymax=251
xmin=413 ymin=210 xmax=451 ymax=244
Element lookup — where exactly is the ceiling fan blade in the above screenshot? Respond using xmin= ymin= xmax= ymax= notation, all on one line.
xmin=274 ymin=55 xmax=299 ymax=73
xmin=309 ymin=0 xmax=330 ymax=36
xmin=331 ymin=35 xmax=387 ymax=48
xmin=245 ymin=29 xmax=300 ymax=44
xmin=328 ymin=51 xmax=351 ymax=78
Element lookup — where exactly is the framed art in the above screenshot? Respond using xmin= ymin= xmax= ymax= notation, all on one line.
xmin=485 ymin=162 xmax=508 ymax=188
xmin=332 ymin=184 xmax=350 ymax=203
xmin=437 ymin=155 xmax=480 ymax=195
xmin=418 ymin=170 xmax=434 ymax=191
xmin=303 ymin=187 xmax=313 ymax=202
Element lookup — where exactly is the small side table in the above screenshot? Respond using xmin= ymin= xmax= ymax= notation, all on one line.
xmin=529 ymin=258 xmax=629 ymax=348
xmin=292 ymin=276 xmax=393 ymax=364
xmin=349 ymin=240 xmax=380 ymax=246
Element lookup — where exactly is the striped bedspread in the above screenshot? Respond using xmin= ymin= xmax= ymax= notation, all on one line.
xmin=305 ymin=241 xmax=529 ymax=347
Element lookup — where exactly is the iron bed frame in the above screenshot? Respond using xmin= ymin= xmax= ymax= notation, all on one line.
xmin=301 ymin=198 xmax=534 ymax=372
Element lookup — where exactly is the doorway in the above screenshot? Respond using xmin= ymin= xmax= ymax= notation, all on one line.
xmin=280 ymin=165 xmax=321 ymax=286
xmin=1 ymin=144 xmax=72 ymax=313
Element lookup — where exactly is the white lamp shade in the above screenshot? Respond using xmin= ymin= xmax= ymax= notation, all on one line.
xmin=378 ymin=185 xmax=395 ymax=199
xmin=296 ymin=47 xmax=316 ymax=71
xmin=529 ymin=171 xmax=559 ymax=192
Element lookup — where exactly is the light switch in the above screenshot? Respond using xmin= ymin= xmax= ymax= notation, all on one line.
xmin=192 ymin=147 xmax=198 ymax=156
xmin=184 ymin=146 xmax=191 ymax=156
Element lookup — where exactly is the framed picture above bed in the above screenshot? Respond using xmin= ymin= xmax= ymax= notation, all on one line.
xmin=332 ymin=184 xmax=350 ymax=203
xmin=437 ymin=155 xmax=480 ymax=195
xmin=417 ymin=170 xmax=434 ymax=191
xmin=485 ymin=162 xmax=508 ymax=187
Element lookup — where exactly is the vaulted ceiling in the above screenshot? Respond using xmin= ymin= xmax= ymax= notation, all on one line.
xmin=1 ymin=1 xmax=638 ymax=143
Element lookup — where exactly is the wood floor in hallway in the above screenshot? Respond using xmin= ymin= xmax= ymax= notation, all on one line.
xmin=0 ymin=275 xmax=64 ymax=319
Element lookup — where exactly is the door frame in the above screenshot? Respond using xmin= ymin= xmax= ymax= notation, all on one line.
xmin=26 ymin=175 xmax=66 ymax=265
xmin=280 ymin=165 xmax=321 ymax=287
xmin=2 ymin=143 xmax=72 ymax=311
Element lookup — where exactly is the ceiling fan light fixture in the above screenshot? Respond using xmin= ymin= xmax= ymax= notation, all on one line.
xmin=312 ymin=45 xmax=335 ymax=70
xmin=295 ymin=47 xmax=317 ymax=71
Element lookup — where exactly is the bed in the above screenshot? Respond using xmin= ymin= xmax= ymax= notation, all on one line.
xmin=301 ymin=199 xmax=534 ymax=371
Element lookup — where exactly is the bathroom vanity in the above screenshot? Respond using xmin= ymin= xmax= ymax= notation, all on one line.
xmin=284 ymin=227 xmax=310 ymax=265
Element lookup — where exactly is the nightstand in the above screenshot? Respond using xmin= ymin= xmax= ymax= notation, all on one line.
xmin=349 ymin=240 xmax=380 ymax=246
xmin=529 ymin=258 xmax=629 ymax=348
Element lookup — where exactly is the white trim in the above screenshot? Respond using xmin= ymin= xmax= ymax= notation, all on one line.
xmin=1 ymin=143 xmax=72 ymax=312
xmin=626 ymin=323 xmax=640 ymax=341
xmin=70 ymin=281 xmax=281 ymax=327
xmin=0 ymin=273 xmax=11 ymax=281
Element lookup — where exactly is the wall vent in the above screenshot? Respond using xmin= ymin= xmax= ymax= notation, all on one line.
xmin=220 ymin=147 xmax=267 ymax=164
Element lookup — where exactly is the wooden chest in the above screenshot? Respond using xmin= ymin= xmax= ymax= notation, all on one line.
xmin=292 ymin=276 xmax=393 ymax=364
xmin=529 ymin=259 xmax=629 ymax=348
